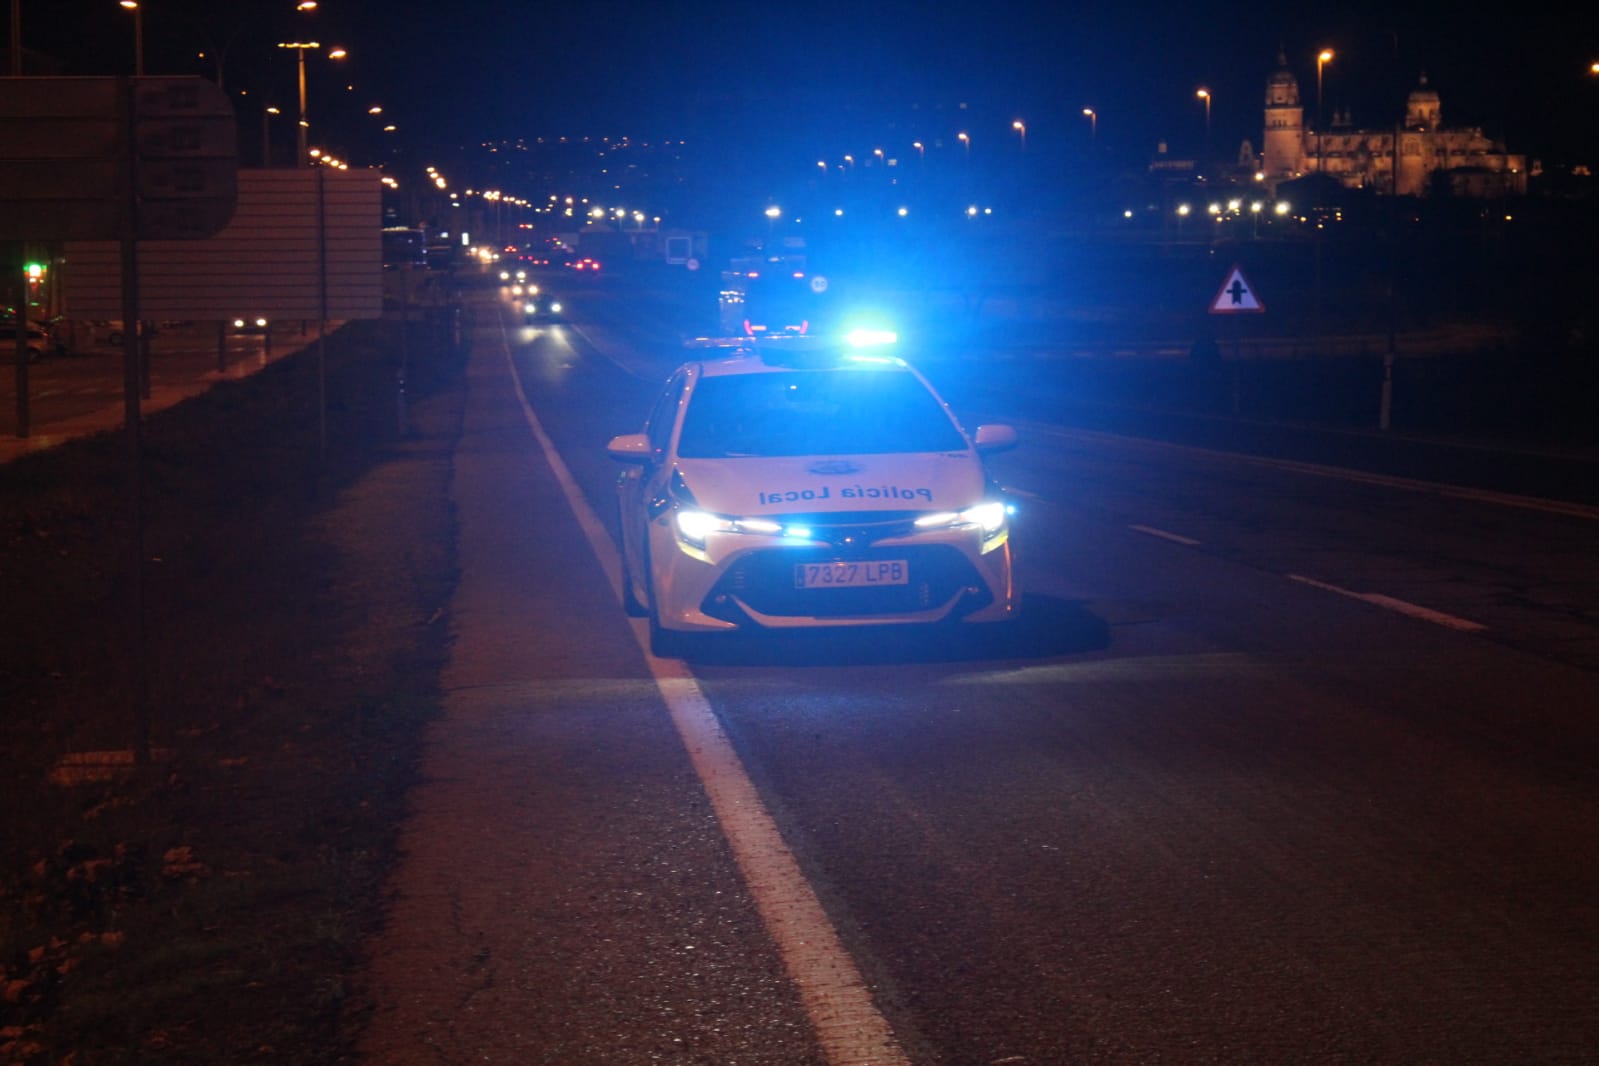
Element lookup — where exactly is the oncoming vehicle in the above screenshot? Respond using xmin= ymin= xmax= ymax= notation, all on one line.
xmin=522 ymin=290 xmax=563 ymax=321
xmin=607 ymin=337 xmax=1019 ymax=656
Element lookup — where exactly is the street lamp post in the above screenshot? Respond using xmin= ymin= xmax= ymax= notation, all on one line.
xmin=1316 ymin=49 xmax=1334 ymax=175
xmin=277 ymin=40 xmax=319 ymax=167
xmin=957 ymin=131 xmax=970 ymax=158
xmin=1082 ymin=108 xmax=1097 ymax=149
xmin=1012 ymin=119 xmax=1026 ymax=152
xmin=263 ymin=102 xmax=280 ymax=167
xmin=1196 ymin=88 xmax=1211 ymax=160
xmin=119 ymin=1 xmax=143 ymax=76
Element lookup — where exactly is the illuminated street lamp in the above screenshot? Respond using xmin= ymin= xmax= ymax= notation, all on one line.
xmin=1317 ymin=49 xmax=1333 ymax=173
xmin=119 ymin=1 xmax=143 ymax=76
xmin=912 ymin=141 xmax=924 ymax=159
xmin=1082 ymin=108 xmax=1097 ymax=145
xmin=957 ymin=130 xmax=970 ymax=157
xmin=263 ymin=103 xmax=280 ymax=167
xmin=1012 ymin=119 xmax=1026 ymax=152
xmin=277 ymin=39 xmax=347 ymax=167
xmin=277 ymin=41 xmax=319 ymax=166
xmin=1317 ymin=49 xmax=1334 ymax=129
xmin=1196 ymin=88 xmax=1211 ymax=155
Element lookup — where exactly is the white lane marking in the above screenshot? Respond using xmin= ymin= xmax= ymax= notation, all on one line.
xmin=1286 ymin=573 xmax=1488 ymax=633
xmin=499 ymin=325 xmax=909 ymax=1066
xmin=1027 ymin=422 xmax=1599 ymax=522
xmin=1129 ymin=523 xmax=1202 ymax=546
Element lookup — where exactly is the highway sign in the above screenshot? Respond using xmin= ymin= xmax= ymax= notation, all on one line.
xmin=0 ymin=76 xmax=237 ymax=241
xmin=64 ymin=168 xmax=384 ymax=321
xmin=1210 ymin=263 xmax=1265 ymax=314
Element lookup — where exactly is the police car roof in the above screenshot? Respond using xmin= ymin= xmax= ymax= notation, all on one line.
xmin=696 ymin=337 xmax=907 ymax=377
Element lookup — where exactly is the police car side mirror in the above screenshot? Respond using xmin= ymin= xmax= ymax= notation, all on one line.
xmin=973 ymin=424 xmax=1018 ymax=453
xmin=606 ymin=433 xmax=653 ymax=464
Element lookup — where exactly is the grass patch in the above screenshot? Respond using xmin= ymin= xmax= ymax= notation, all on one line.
xmin=0 ymin=317 xmax=463 ymax=1063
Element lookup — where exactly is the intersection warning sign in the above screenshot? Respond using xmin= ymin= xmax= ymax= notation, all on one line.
xmin=1210 ymin=264 xmax=1264 ymax=314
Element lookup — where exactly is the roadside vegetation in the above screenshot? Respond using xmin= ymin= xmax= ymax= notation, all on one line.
xmin=0 ymin=318 xmax=462 ymax=1063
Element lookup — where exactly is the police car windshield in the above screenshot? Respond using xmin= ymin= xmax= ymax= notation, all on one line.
xmin=676 ymin=369 xmax=968 ymax=458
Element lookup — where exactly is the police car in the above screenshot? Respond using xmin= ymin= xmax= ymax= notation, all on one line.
xmin=606 ymin=335 xmax=1018 ymax=656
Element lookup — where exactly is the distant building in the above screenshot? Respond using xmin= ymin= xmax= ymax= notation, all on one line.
xmin=1260 ymin=50 xmax=1527 ymax=197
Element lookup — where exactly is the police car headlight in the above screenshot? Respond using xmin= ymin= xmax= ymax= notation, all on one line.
xmin=675 ymin=511 xmax=785 ymax=548
xmin=914 ymin=500 xmax=1009 ymax=542
xmin=675 ymin=510 xmax=731 ymax=546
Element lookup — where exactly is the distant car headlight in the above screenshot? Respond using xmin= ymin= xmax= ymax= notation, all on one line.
xmin=548 ymin=301 xmax=562 ymax=314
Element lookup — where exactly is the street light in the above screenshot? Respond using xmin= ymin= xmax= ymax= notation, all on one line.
xmin=957 ymin=131 xmax=970 ymax=157
xmin=263 ymin=103 xmax=281 ymax=167
xmin=278 ymin=40 xmax=320 ymax=167
xmin=119 ymin=1 xmax=143 ymax=77
xmin=1196 ymin=88 xmax=1211 ymax=157
xmin=1082 ymin=107 xmax=1097 ymax=147
xmin=912 ymin=141 xmax=924 ymax=159
xmin=1317 ymin=49 xmax=1334 ymax=129
xmin=1012 ymin=119 xmax=1026 ymax=152
xmin=1317 ymin=49 xmax=1333 ymax=174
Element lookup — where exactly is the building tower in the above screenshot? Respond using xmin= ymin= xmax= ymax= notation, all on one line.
xmin=1261 ymin=49 xmax=1304 ymax=182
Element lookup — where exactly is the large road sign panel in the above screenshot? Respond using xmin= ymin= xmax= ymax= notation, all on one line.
xmin=64 ymin=168 xmax=384 ymax=321
xmin=0 ymin=76 xmax=237 ymax=241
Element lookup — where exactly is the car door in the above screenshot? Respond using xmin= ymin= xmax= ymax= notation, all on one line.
xmin=617 ymin=368 xmax=688 ymax=594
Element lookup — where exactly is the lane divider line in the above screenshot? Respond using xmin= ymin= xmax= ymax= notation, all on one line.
xmin=1129 ymin=523 xmax=1202 ymax=546
xmin=1287 ymin=573 xmax=1488 ymax=633
xmin=498 ymin=323 xmax=910 ymax=1066
xmin=1027 ymin=422 xmax=1599 ymax=522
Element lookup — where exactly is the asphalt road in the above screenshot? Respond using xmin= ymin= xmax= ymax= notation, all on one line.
xmin=357 ymin=273 xmax=1599 ymax=1064
xmin=0 ymin=322 xmax=314 ymax=462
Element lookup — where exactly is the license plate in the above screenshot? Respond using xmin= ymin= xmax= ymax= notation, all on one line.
xmin=795 ymin=560 xmax=909 ymax=589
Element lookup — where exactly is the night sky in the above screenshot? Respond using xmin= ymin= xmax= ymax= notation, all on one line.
xmin=10 ymin=2 xmax=1597 ymax=169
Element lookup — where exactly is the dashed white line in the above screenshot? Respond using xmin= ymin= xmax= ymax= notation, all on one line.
xmin=1025 ymin=422 xmax=1599 ymax=521
xmin=1129 ymin=523 xmax=1202 ymax=546
xmin=500 ymin=324 xmax=909 ymax=1066
xmin=1287 ymin=573 xmax=1488 ymax=633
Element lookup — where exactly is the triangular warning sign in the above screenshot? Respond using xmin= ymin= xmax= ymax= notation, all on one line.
xmin=1210 ymin=264 xmax=1265 ymax=314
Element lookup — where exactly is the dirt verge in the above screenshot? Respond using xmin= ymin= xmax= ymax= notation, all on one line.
xmin=0 ymin=316 xmax=463 ymax=1063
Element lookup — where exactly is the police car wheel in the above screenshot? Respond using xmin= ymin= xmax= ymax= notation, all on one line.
xmin=618 ymin=526 xmax=648 ymax=617
xmin=643 ymin=547 xmax=689 ymax=657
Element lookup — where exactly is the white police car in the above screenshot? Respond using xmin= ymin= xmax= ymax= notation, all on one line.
xmin=606 ymin=337 xmax=1018 ymax=656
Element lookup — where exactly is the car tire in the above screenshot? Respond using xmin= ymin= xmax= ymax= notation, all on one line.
xmin=647 ymin=611 xmax=686 ymax=658
xmin=642 ymin=546 xmax=688 ymax=658
xmin=618 ymin=517 xmax=648 ymax=618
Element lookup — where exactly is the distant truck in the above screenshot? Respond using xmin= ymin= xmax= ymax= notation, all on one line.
xmin=718 ymin=253 xmax=831 ymax=338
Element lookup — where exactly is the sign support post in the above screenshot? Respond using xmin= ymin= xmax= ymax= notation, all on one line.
xmin=1208 ymin=263 xmax=1266 ymax=416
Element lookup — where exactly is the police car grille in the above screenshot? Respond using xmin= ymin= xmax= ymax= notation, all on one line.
xmin=708 ymin=545 xmax=984 ymax=619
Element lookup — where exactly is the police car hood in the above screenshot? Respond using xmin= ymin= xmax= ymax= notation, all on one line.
xmin=676 ymin=452 xmax=985 ymax=515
